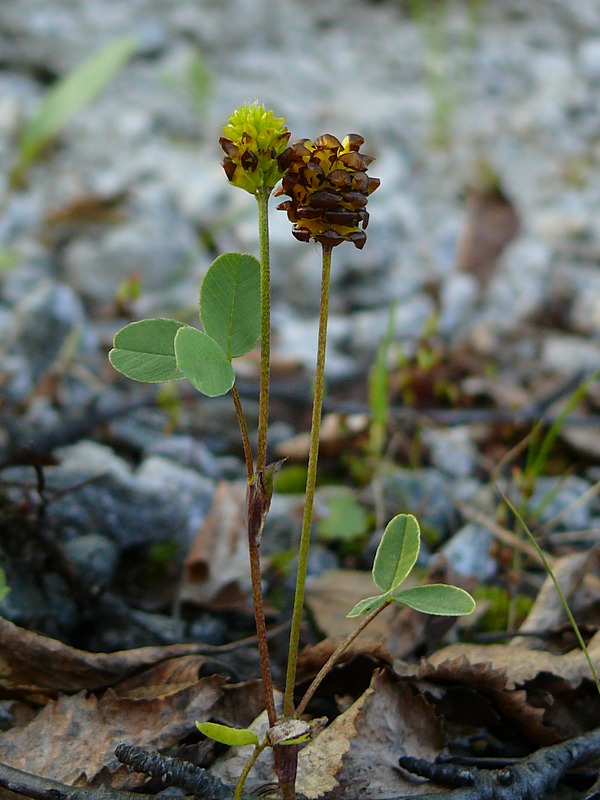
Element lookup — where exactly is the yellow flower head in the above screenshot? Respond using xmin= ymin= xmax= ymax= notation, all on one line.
xmin=275 ymin=134 xmax=380 ymax=249
xmin=220 ymin=103 xmax=291 ymax=195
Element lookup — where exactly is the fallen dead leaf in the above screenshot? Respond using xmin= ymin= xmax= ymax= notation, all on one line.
xmin=0 ymin=674 xmax=225 ymax=787
xmin=417 ymin=636 xmax=600 ymax=745
xmin=296 ymin=637 xmax=393 ymax=686
xmin=510 ymin=551 xmax=594 ymax=649
xmin=0 ymin=616 xmax=229 ymax=702
xmin=275 ymin=413 xmax=369 ymax=461
xmin=296 ymin=670 xmax=445 ymax=799
xmin=427 ymin=630 xmax=600 ymax=692
xmin=177 ymin=480 xmax=251 ymax=608
xmin=305 ymin=569 xmax=402 ymax=640
xmin=418 ymin=655 xmax=556 ymax=745
xmin=111 ymin=654 xmax=218 ymax=698
xmin=454 ymin=180 xmax=520 ymax=287
xmin=295 ymin=688 xmax=368 ymax=798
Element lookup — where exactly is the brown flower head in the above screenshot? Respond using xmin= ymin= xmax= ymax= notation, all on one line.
xmin=274 ymin=134 xmax=379 ymax=249
xmin=220 ymin=103 xmax=291 ymax=195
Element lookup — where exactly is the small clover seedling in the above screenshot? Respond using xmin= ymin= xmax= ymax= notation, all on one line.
xmin=348 ymin=513 xmax=475 ymax=618
xmin=109 ymin=103 xmax=475 ymax=800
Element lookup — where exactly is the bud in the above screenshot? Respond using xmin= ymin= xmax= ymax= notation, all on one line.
xmin=220 ymin=103 xmax=291 ymax=195
xmin=275 ymin=134 xmax=379 ymax=249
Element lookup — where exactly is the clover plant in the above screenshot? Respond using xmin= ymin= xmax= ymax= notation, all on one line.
xmin=109 ymin=102 xmax=475 ymax=800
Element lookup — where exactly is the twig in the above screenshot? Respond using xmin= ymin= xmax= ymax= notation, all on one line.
xmin=396 ymin=726 xmax=600 ymax=799
xmin=115 ymin=744 xmax=234 ymax=799
xmin=0 ymin=759 xmax=176 ymax=800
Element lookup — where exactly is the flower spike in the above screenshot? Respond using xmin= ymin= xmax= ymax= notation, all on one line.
xmin=275 ymin=133 xmax=379 ymax=249
xmin=220 ymin=103 xmax=291 ymax=195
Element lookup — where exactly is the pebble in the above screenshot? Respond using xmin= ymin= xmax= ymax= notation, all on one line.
xmin=441 ymin=523 xmax=497 ymax=581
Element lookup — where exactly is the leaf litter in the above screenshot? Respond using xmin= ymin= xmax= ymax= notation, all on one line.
xmin=1 ymin=506 xmax=599 ymax=798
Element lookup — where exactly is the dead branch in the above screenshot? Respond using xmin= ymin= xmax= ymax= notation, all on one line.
xmin=0 ymin=759 xmax=173 ymax=800
xmin=396 ymin=725 xmax=600 ymax=799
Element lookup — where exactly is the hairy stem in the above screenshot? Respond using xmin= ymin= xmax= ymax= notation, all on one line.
xmin=233 ymin=741 xmax=267 ymax=800
xmin=256 ymin=187 xmax=271 ymax=474
xmin=283 ymin=246 xmax=333 ymax=718
xmin=248 ymin=533 xmax=277 ymax=726
xmin=295 ymin=599 xmax=392 ymax=717
xmin=231 ymin=384 xmax=254 ymax=484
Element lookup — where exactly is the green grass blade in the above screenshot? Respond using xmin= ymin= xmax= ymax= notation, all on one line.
xmin=501 ymin=490 xmax=600 ymax=696
xmin=16 ymin=36 xmax=137 ymax=173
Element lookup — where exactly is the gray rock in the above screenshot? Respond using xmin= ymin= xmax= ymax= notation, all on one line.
xmin=63 ymin=533 xmax=120 ymax=589
xmin=62 ymin=194 xmax=204 ymax=304
xmin=541 ymin=334 xmax=600 ymax=375
xmin=5 ymin=279 xmax=94 ymax=399
xmin=29 ymin=440 xmax=217 ymax=548
xmin=441 ymin=523 xmax=497 ymax=580
xmin=370 ymin=467 xmax=460 ymax=543
xmin=529 ymin=475 xmax=594 ymax=531
xmin=578 ymin=38 xmax=600 ymax=79
xmin=421 ymin=426 xmax=477 ymax=478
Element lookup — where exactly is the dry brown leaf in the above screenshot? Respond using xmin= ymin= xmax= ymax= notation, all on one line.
xmin=510 ymin=551 xmax=593 ymax=649
xmin=0 ymin=616 xmax=228 ymax=702
xmin=111 ymin=654 xmax=216 ymax=698
xmin=275 ymin=413 xmax=369 ymax=461
xmin=305 ymin=569 xmax=401 ymax=640
xmin=427 ymin=633 xmax=600 ymax=691
xmin=177 ymin=481 xmax=251 ymax=608
xmin=211 ymin=679 xmax=267 ymax=729
xmin=454 ymin=182 xmax=520 ymax=287
xmin=296 ymin=637 xmax=393 ymax=686
xmin=296 ymin=670 xmax=445 ymax=799
xmin=295 ymin=689 xmax=368 ymax=798
xmin=419 ymin=648 xmax=560 ymax=745
xmin=0 ymin=675 xmax=225 ymax=787
xmin=423 ymin=641 xmax=600 ymax=740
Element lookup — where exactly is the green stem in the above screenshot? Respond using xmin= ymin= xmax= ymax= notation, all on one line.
xmin=295 ymin=598 xmax=392 ymax=717
xmin=502 ymin=491 xmax=600 ymax=696
xmin=256 ymin=187 xmax=271 ymax=474
xmin=233 ymin=741 xmax=268 ymax=800
xmin=231 ymin=384 xmax=254 ymax=484
xmin=283 ymin=246 xmax=333 ymax=718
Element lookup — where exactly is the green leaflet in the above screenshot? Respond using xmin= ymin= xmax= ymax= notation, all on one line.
xmin=346 ymin=593 xmax=390 ymax=619
xmin=200 ymin=252 xmax=261 ymax=358
xmin=373 ymin=514 xmax=420 ymax=593
xmin=196 ymin=721 xmax=259 ymax=747
xmin=174 ymin=326 xmax=235 ymax=397
xmin=392 ymin=584 xmax=475 ymax=616
xmin=109 ymin=318 xmax=187 ymax=382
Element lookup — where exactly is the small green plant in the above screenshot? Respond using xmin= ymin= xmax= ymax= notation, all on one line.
xmin=108 ymin=102 xmax=475 ymax=800
xmin=9 ymin=36 xmax=137 ymax=189
xmin=318 ymin=490 xmax=369 ymax=552
xmin=1 ymin=36 xmax=136 ymax=269
xmin=409 ymin=0 xmax=485 ymax=149
xmin=501 ymin=492 xmax=600 ymax=697
xmin=0 ymin=567 xmax=9 ymax=603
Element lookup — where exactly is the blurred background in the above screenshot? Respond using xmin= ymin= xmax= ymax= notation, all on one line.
xmin=1 ymin=0 xmax=600 ymax=647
